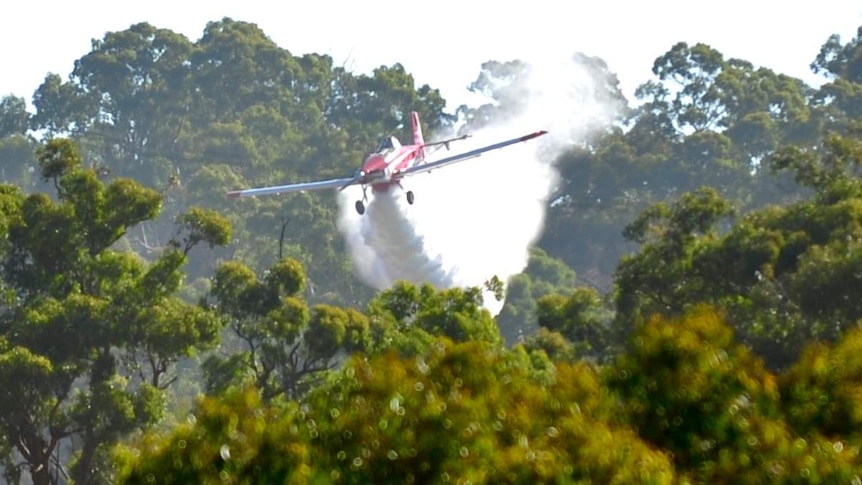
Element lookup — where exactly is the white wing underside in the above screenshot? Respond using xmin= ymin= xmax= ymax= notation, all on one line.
xmin=227 ymin=176 xmax=356 ymax=198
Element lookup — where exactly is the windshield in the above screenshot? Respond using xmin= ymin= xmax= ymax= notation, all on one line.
xmin=375 ymin=135 xmax=401 ymax=153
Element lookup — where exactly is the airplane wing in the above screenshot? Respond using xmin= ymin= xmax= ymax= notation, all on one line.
xmin=227 ymin=176 xmax=359 ymax=198
xmin=400 ymin=130 xmax=548 ymax=178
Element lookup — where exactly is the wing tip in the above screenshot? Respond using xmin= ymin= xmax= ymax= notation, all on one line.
xmin=521 ymin=130 xmax=549 ymax=141
xmin=226 ymin=190 xmax=242 ymax=199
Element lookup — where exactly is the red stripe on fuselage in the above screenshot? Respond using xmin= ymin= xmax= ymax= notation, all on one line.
xmin=361 ymin=147 xmax=420 ymax=189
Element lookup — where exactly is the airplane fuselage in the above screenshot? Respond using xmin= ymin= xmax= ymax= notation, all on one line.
xmin=359 ymin=144 xmax=422 ymax=192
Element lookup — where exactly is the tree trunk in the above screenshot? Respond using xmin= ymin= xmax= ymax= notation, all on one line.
xmin=71 ymin=432 xmax=97 ymax=485
xmin=18 ymin=433 xmax=55 ymax=485
xmin=31 ymin=463 xmax=53 ymax=485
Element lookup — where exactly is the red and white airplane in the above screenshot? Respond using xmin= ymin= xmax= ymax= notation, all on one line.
xmin=227 ymin=111 xmax=548 ymax=215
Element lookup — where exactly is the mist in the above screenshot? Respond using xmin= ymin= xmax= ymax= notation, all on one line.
xmin=336 ymin=54 xmax=620 ymax=315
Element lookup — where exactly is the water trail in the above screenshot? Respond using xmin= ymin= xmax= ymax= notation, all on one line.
xmin=336 ymin=54 xmax=620 ymax=314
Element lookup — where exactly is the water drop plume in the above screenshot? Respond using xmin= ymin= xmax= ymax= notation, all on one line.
xmin=337 ymin=53 xmax=622 ymax=314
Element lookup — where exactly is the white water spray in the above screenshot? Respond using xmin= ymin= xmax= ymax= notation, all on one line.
xmin=337 ymin=54 xmax=620 ymax=315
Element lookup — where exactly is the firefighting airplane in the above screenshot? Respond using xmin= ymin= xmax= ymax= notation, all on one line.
xmin=227 ymin=112 xmax=548 ymax=215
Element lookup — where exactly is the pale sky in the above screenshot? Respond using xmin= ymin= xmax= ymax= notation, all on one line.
xmin=2 ymin=1 xmax=861 ymax=110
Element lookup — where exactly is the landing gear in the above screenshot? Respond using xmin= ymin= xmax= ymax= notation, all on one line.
xmin=355 ymin=184 xmax=369 ymax=215
xmin=352 ymin=185 xmax=412 ymax=215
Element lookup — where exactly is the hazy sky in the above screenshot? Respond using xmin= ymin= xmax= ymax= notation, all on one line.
xmin=2 ymin=1 xmax=861 ymax=109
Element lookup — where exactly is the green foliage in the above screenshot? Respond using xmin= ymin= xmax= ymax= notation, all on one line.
xmin=37 ymin=137 xmax=83 ymax=186
xmin=780 ymin=326 xmax=862 ymax=439
xmin=770 ymin=126 xmax=862 ymax=203
xmin=0 ymin=343 xmax=56 ymax=437
xmin=0 ymin=134 xmax=39 ymax=190
xmin=328 ymin=62 xmax=454 ymax=146
xmin=496 ymin=247 xmax=579 ymax=344
xmin=641 ymin=41 xmax=814 ymax=142
xmin=67 ymin=22 xmax=195 ymax=186
xmin=31 ymin=72 xmax=96 ymax=137
xmin=203 ymin=258 xmax=368 ymax=400
xmin=0 ymin=95 xmax=30 ymax=137
xmin=608 ymin=306 xmax=862 ymax=483
xmin=173 ymin=206 xmax=232 ymax=255
xmin=306 ymin=305 xmax=370 ymax=357
xmin=366 ymin=281 xmax=503 ymax=355
xmin=614 ymin=186 xmax=736 ymax=327
xmin=540 ymin=38 xmax=819 ymax=291
xmin=116 ymin=388 xmax=316 ymax=485
xmin=517 ymin=327 xmax=578 ymax=363
xmin=123 ymin=340 xmax=676 ymax=485
xmin=812 ymin=26 xmax=862 ymax=83
xmin=0 ymin=138 xmax=229 ymax=485
xmin=534 ymin=287 xmax=611 ymax=359
xmin=615 ymin=127 xmax=862 ymax=368
xmin=308 ymin=339 xmax=675 ymax=484
xmin=4 ymin=140 xmax=163 ymax=298
xmin=608 ymin=307 xmax=778 ymax=463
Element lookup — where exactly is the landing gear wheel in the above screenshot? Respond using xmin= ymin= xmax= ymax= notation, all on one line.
xmin=355 ymin=200 xmax=365 ymax=215
xmin=406 ymin=190 xmax=415 ymax=205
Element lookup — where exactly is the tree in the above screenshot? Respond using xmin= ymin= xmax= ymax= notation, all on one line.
xmin=811 ymin=26 xmax=862 ymax=83
xmin=495 ymin=247 xmax=579 ymax=344
xmin=780 ymin=326 xmax=862 ymax=440
xmin=67 ymin=22 xmax=196 ymax=187
xmin=189 ymin=18 xmax=304 ymax=127
xmin=607 ymin=306 xmax=861 ymax=483
xmin=30 ymin=72 xmax=98 ymax=138
xmin=0 ymin=134 xmax=39 ymax=190
xmin=119 ymin=340 xmax=677 ymax=484
xmin=0 ymin=95 xmax=30 ymax=138
xmin=309 ymin=339 xmax=675 ymax=484
xmin=0 ymin=138 xmax=229 ymax=485
xmin=0 ymin=339 xmax=58 ymax=485
xmin=114 ymin=387 xmax=316 ymax=485
xmin=202 ymin=258 xmax=371 ymax=400
xmin=365 ymin=281 xmax=503 ymax=356
xmin=614 ymin=186 xmax=736 ymax=324
xmin=613 ymin=126 xmax=862 ymax=368
xmin=326 ymin=62 xmax=454 ymax=149
xmin=637 ymin=42 xmax=815 ymax=147
xmin=534 ymin=286 xmax=612 ymax=360
xmin=538 ymin=55 xmax=800 ymax=290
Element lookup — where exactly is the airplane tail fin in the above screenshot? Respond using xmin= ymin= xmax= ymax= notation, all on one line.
xmin=412 ymin=111 xmax=427 ymax=160
xmin=412 ymin=111 xmax=425 ymax=146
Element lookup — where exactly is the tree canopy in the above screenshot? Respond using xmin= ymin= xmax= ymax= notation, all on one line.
xmin=3 ymin=16 xmax=862 ymax=485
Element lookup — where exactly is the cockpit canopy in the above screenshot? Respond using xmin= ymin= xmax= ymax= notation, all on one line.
xmin=375 ymin=135 xmax=402 ymax=153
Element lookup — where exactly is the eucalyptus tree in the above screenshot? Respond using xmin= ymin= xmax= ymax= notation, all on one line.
xmin=0 ymin=138 xmax=230 ymax=485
